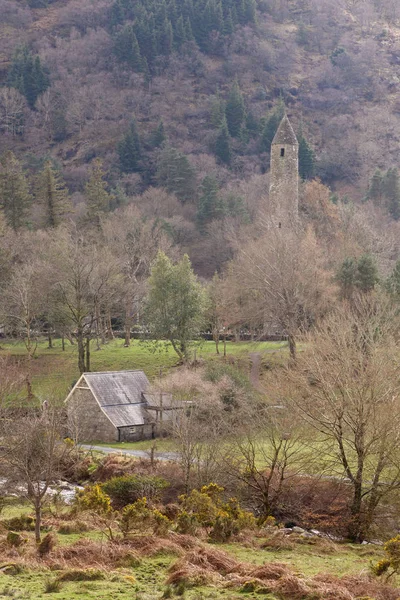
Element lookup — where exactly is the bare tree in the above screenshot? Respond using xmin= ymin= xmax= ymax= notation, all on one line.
xmin=0 ymin=407 xmax=71 ymax=542
xmin=231 ymin=226 xmax=333 ymax=360
xmin=288 ymin=294 xmax=400 ymax=541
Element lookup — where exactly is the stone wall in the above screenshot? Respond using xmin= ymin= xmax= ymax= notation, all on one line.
xmin=67 ymin=388 xmax=118 ymax=443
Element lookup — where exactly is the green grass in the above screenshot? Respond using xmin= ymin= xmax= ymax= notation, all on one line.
xmin=0 ymin=338 xmax=288 ymax=403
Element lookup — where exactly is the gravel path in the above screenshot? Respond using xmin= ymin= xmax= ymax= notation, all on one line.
xmin=81 ymin=444 xmax=180 ymax=462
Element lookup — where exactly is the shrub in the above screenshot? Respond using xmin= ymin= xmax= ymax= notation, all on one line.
xmin=102 ymin=475 xmax=169 ymax=508
xmin=6 ymin=532 xmax=26 ymax=547
xmin=58 ymin=520 xmax=90 ymax=534
xmin=118 ymin=498 xmax=152 ymax=537
xmin=371 ymin=535 xmax=400 ymax=579
xmin=38 ymin=532 xmax=57 ymax=557
xmin=44 ymin=578 xmax=62 ymax=593
xmin=3 ymin=515 xmax=35 ymax=532
xmin=76 ymin=484 xmax=112 ymax=515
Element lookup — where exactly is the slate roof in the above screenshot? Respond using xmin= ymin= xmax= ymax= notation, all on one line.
xmin=272 ymin=115 xmax=298 ymax=146
xmin=83 ymin=371 xmax=151 ymax=428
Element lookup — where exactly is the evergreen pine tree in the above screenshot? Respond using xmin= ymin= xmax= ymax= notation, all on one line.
xmin=159 ymin=19 xmax=174 ymax=55
xmin=37 ymin=161 xmax=70 ymax=228
xmin=184 ymin=17 xmax=195 ymax=41
xmin=151 ymin=121 xmax=166 ymax=148
xmin=337 ymin=257 xmax=357 ymax=300
xmin=244 ymin=0 xmax=257 ymax=24
xmin=365 ymin=169 xmax=384 ymax=206
xmin=156 ymin=145 xmax=197 ymax=203
xmin=298 ymin=132 xmax=315 ymax=180
xmin=384 ymin=168 xmax=400 ymax=221
xmin=118 ymin=118 xmax=142 ymax=173
xmin=224 ymin=9 xmax=234 ymax=34
xmin=210 ymin=91 xmax=225 ymax=128
xmin=85 ymin=159 xmax=111 ymax=226
xmin=114 ymin=26 xmax=143 ymax=71
xmin=197 ymin=175 xmax=224 ymax=229
xmin=355 ymin=254 xmax=379 ymax=293
xmin=386 ymin=260 xmax=400 ymax=300
xmin=225 ymin=80 xmax=245 ymax=138
xmin=7 ymin=46 xmax=50 ymax=109
xmin=175 ymin=15 xmax=187 ymax=49
xmin=0 ymin=151 xmax=31 ymax=231
xmin=215 ymin=117 xmax=232 ymax=165
xmin=260 ymin=101 xmax=285 ymax=153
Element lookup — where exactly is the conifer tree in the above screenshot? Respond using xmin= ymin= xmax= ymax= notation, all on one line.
xmin=197 ymin=175 xmax=224 ymax=229
xmin=215 ymin=118 xmax=232 ymax=165
xmin=118 ymin=118 xmax=142 ymax=173
xmin=355 ymin=254 xmax=378 ymax=293
xmin=114 ymin=26 xmax=143 ymax=71
xmin=210 ymin=92 xmax=225 ymax=128
xmin=365 ymin=169 xmax=384 ymax=206
xmin=337 ymin=257 xmax=357 ymax=300
xmin=386 ymin=260 xmax=400 ymax=300
xmin=298 ymin=132 xmax=315 ymax=180
xmin=7 ymin=46 xmax=50 ymax=109
xmin=175 ymin=15 xmax=187 ymax=49
xmin=225 ymin=80 xmax=245 ymax=138
xmin=0 ymin=151 xmax=31 ymax=231
xmin=156 ymin=145 xmax=197 ymax=203
xmin=37 ymin=161 xmax=70 ymax=228
xmin=85 ymin=159 xmax=111 ymax=226
xmin=384 ymin=168 xmax=400 ymax=221
xmin=151 ymin=121 xmax=166 ymax=148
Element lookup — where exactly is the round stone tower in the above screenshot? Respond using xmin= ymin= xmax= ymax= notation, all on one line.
xmin=269 ymin=114 xmax=299 ymax=228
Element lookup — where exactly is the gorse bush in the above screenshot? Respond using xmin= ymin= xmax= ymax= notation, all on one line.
xmin=102 ymin=474 xmax=169 ymax=508
xmin=177 ymin=483 xmax=256 ymax=541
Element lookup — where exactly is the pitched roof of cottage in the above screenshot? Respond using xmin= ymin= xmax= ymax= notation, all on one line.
xmin=272 ymin=115 xmax=298 ymax=146
xmin=80 ymin=370 xmax=151 ymax=428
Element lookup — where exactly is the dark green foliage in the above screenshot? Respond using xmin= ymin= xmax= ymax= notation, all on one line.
xmin=338 ymin=255 xmax=378 ymax=299
xmin=355 ymin=254 xmax=379 ymax=292
xmin=298 ymin=132 xmax=315 ymax=180
xmin=365 ymin=169 xmax=384 ymax=205
xmin=102 ymin=475 xmax=169 ymax=509
xmin=210 ymin=92 xmax=225 ymax=128
xmin=337 ymin=257 xmax=357 ymax=300
xmin=110 ymin=0 xmax=258 ymax=67
xmin=197 ymin=175 xmax=224 ymax=229
xmin=225 ymin=80 xmax=245 ymax=138
xmin=7 ymin=46 xmax=50 ymax=110
xmin=118 ymin=118 xmax=142 ymax=173
xmin=384 ymin=168 xmax=400 ymax=221
xmin=36 ymin=161 xmax=70 ymax=228
xmin=386 ymin=260 xmax=400 ymax=300
xmin=157 ymin=145 xmax=197 ymax=203
xmin=0 ymin=152 xmax=31 ymax=231
xmin=151 ymin=121 xmax=167 ymax=148
xmin=260 ymin=101 xmax=285 ymax=154
xmin=215 ymin=118 xmax=231 ymax=165
xmin=114 ymin=26 xmax=143 ymax=71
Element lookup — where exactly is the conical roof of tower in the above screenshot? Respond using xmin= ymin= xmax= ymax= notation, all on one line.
xmin=272 ymin=114 xmax=298 ymax=145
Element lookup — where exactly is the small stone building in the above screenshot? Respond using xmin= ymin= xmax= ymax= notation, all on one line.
xmin=65 ymin=370 xmax=175 ymax=443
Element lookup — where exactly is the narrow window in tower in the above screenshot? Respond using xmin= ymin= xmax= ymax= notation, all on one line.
xmin=278 ymin=222 xmax=282 ymax=229
xmin=280 ymin=148 xmax=285 ymax=157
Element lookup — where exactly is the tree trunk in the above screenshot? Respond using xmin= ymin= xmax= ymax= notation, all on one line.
xmin=34 ymin=503 xmax=41 ymax=543
xmin=288 ymin=333 xmax=296 ymax=362
xmin=348 ymin=482 xmax=363 ymax=542
xmin=77 ymin=331 xmax=85 ymax=374
xmin=48 ymin=333 xmax=53 ymax=349
xmin=124 ymin=306 xmax=132 ymax=347
xmin=61 ymin=335 xmax=65 ymax=352
xmin=223 ymin=334 xmax=227 ymax=357
xmin=85 ymin=337 xmax=91 ymax=372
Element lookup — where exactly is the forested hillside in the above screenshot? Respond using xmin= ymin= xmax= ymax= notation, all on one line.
xmin=1 ymin=0 xmax=400 ymax=275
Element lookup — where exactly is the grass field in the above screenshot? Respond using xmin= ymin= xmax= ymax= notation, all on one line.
xmin=0 ymin=501 xmax=387 ymax=600
xmin=0 ymin=337 xmax=288 ymax=403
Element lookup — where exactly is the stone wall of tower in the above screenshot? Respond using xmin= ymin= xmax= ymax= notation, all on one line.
xmin=269 ymin=126 xmax=299 ymax=227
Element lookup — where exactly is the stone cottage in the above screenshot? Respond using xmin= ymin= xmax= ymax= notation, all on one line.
xmin=65 ymin=370 xmax=175 ymax=443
